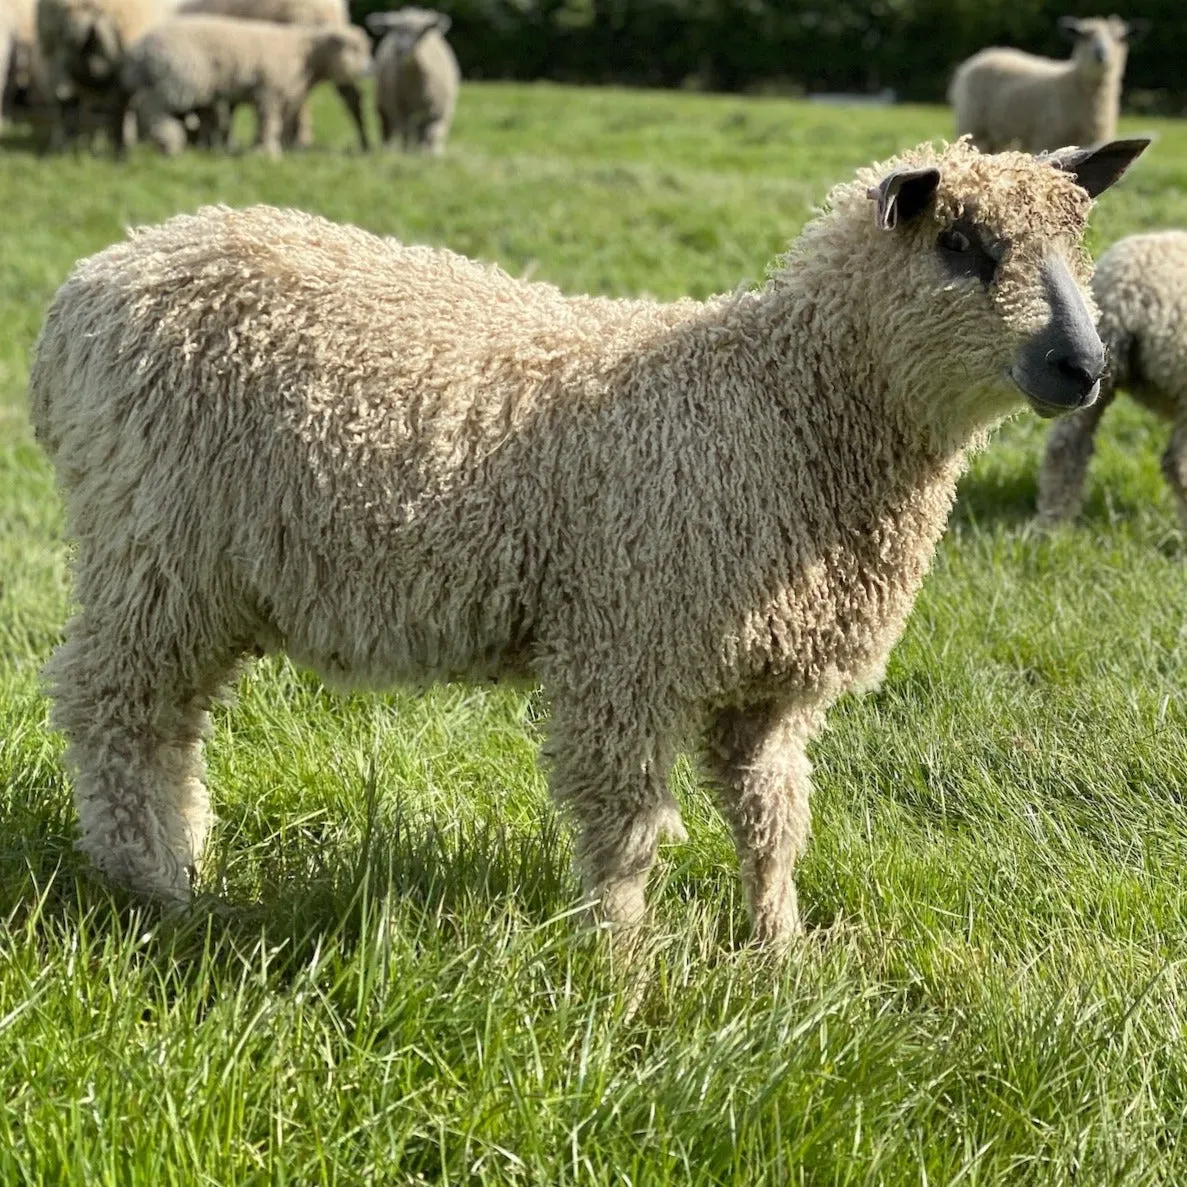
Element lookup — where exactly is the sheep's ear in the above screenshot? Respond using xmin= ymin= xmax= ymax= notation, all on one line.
xmin=1058 ymin=16 xmax=1084 ymax=39
xmin=866 ymin=167 xmax=940 ymax=230
xmin=1043 ymin=137 xmax=1152 ymax=199
xmin=434 ymin=12 xmax=452 ymax=33
xmin=365 ymin=12 xmax=398 ymax=32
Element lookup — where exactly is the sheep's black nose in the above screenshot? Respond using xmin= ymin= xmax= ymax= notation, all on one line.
xmin=1051 ymin=354 xmax=1101 ymax=402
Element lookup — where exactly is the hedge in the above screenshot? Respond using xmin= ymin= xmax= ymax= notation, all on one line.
xmin=350 ymin=0 xmax=1187 ymax=112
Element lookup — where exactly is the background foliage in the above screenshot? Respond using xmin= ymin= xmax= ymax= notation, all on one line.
xmin=351 ymin=0 xmax=1187 ymax=111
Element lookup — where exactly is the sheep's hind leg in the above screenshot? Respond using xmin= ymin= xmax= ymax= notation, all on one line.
xmin=1161 ymin=410 xmax=1187 ymax=536
xmin=546 ymin=702 xmax=686 ymax=933
xmin=45 ymin=612 xmax=240 ymax=904
xmin=1035 ymin=388 xmax=1115 ymax=525
xmin=703 ymin=702 xmax=816 ymax=947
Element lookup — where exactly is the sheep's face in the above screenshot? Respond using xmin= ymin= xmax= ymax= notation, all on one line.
xmin=1061 ymin=16 xmax=1132 ymax=76
xmin=58 ymin=8 xmax=123 ymax=90
xmin=317 ymin=27 xmax=373 ymax=85
xmin=365 ymin=8 xmax=451 ymax=59
xmin=849 ymin=137 xmax=1150 ymax=435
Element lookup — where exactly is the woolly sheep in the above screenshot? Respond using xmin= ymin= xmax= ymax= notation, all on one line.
xmin=174 ymin=0 xmax=367 ymax=149
xmin=36 ymin=0 xmax=176 ymax=152
xmin=366 ymin=7 xmax=458 ymax=155
xmin=122 ymin=15 xmax=371 ymax=156
xmin=949 ymin=16 xmax=1136 ymax=154
xmin=29 ymin=137 xmax=1148 ymax=944
xmin=1037 ymin=230 xmax=1187 ymax=530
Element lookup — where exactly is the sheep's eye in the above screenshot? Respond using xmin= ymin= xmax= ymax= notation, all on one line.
xmin=937 ymin=221 xmax=999 ymax=286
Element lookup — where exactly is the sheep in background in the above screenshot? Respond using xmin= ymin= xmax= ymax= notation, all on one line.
xmin=949 ymin=16 xmax=1137 ymax=153
xmin=366 ymin=7 xmax=458 ymax=154
xmin=29 ymin=137 xmax=1147 ymax=945
xmin=122 ymin=15 xmax=371 ymax=155
xmin=175 ymin=0 xmax=368 ymax=149
xmin=36 ymin=0 xmax=177 ymax=153
xmin=1037 ymin=231 xmax=1187 ymax=531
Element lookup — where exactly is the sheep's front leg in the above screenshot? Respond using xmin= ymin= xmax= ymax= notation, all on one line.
xmin=1161 ymin=411 xmax=1187 ymax=535
xmin=334 ymin=82 xmax=368 ymax=151
xmin=1036 ymin=387 xmax=1115 ymax=525
xmin=703 ymin=702 xmax=816 ymax=946
xmin=254 ymin=96 xmax=285 ymax=158
xmin=546 ymin=701 xmax=685 ymax=932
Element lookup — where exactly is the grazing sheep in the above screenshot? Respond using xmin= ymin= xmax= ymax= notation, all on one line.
xmin=1037 ymin=230 xmax=1187 ymax=530
xmin=174 ymin=0 xmax=368 ymax=149
xmin=949 ymin=16 xmax=1136 ymax=154
xmin=122 ymin=15 xmax=371 ymax=157
xmin=366 ymin=7 xmax=458 ymax=154
xmin=29 ymin=137 xmax=1147 ymax=943
xmin=36 ymin=0 xmax=176 ymax=153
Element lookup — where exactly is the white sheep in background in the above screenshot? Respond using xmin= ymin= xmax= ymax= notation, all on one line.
xmin=949 ymin=16 xmax=1138 ymax=153
xmin=1037 ymin=230 xmax=1187 ymax=530
xmin=29 ymin=137 xmax=1148 ymax=945
xmin=122 ymin=15 xmax=371 ymax=156
xmin=366 ymin=7 xmax=458 ymax=154
xmin=175 ymin=0 xmax=368 ymax=148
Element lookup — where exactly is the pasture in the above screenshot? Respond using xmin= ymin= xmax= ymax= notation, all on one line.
xmin=3 ymin=84 xmax=1187 ymax=1183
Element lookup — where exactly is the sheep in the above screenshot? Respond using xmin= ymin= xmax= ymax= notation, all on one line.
xmin=1037 ymin=231 xmax=1187 ymax=531
xmin=28 ymin=136 xmax=1148 ymax=945
xmin=2 ymin=0 xmax=48 ymax=133
xmin=122 ymin=15 xmax=371 ymax=157
xmin=366 ymin=7 xmax=458 ymax=155
xmin=35 ymin=0 xmax=178 ymax=153
xmin=174 ymin=0 xmax=368 ymax=150
xmin=949 ymin=16 xmax=1137 ymax=154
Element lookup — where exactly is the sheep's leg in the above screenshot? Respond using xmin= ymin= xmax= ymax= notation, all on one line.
xmin=703 ymin=702 xmax=816 ymax=946
xmin=1161 ymin=412 xmax=1187 ymax=536
xmin=378 ymin=108 xmax=392 ymax=144
xmin=421 ymin=117 xmax=447 ymax=157
xmin=1035 ymin=387 xmax=1115 ymax=525
xmin=106 ymin=89 xmax=131 ymax=160
xmin=46 ymin=610 xmax=240 ymax=903
xmin=334 ymin=82 xmax=368 ymax=151
xmin=546 ymin=702 xmax=685 ymax=931
xmin=254 ymin=96 xmax=284 ymax=158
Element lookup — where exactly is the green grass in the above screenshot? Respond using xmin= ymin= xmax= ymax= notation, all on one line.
xmin=4 ymin=82 xmax=1187 ymax=1183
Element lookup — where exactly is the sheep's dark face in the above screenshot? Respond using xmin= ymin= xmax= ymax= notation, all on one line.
xmin=854 ymin=137 xmax=1149 ymax=434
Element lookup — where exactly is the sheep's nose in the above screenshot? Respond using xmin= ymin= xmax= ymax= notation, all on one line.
xmin=1049 ymin=352 xmax=1102 ymax=403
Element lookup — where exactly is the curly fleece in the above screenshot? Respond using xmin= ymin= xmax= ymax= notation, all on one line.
xmin=30 ymin=138 xmax=1100 ymax=942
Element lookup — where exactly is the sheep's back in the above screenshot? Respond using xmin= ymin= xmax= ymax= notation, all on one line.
xmin=175 ymin=0 xmax=346 ymax=26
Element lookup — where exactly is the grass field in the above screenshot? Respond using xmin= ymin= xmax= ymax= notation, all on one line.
xmin=4 ymin=83 xmax=1187 ymax=1184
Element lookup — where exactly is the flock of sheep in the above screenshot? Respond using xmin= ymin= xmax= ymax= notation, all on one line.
xmin=0 ymin=0 xmax=459 ymax=155
xmin=7 ymin=7 xmax=1187 ymax=949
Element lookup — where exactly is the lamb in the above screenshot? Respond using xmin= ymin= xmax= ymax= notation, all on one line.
xmin=122 ymin=15 xmax=371 ymax=157
xmin=28 ymin=137 xmax=1148 ymax=945
xmin=36 ymin=0 xmax=176 ymax=153
xmin=174 ymin=0 xmax=368 ymax=149
xmin=366 ymin=7 xmax=458 ymax=155
xmin=949 ymin=16 xmax=1136 ymax=154
xmin=1037 ymin=230 xmax=1187 ymax=531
